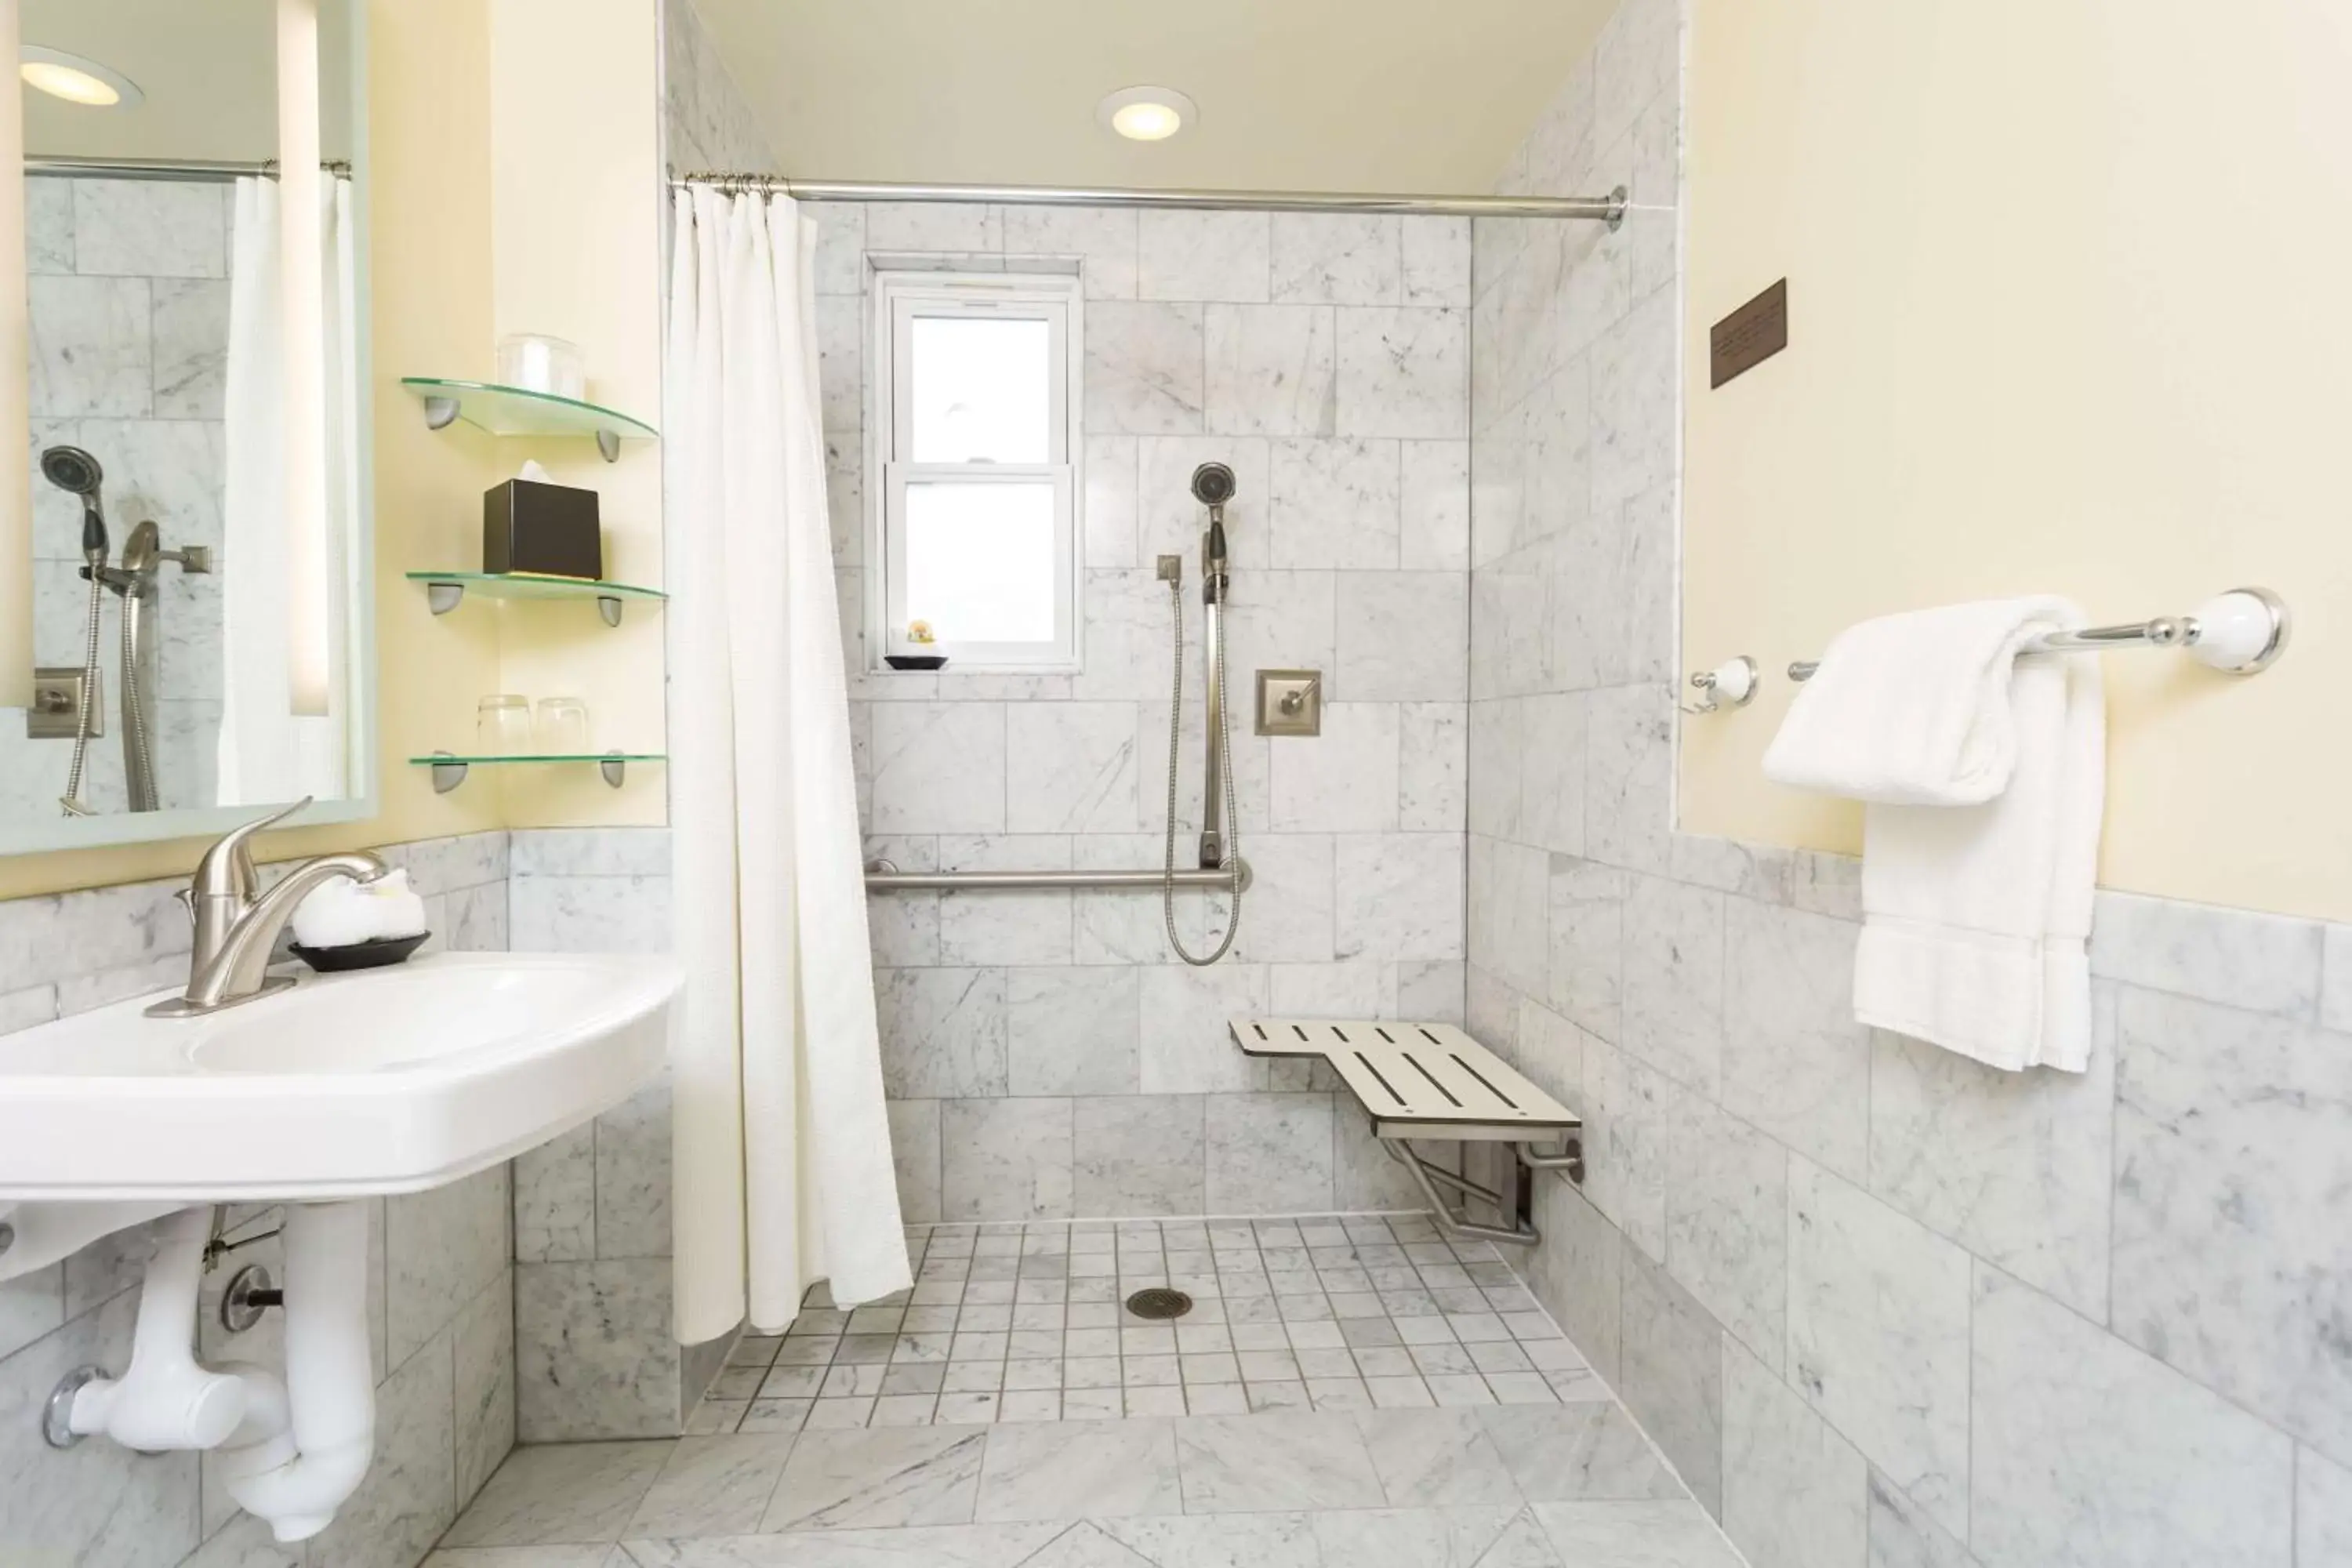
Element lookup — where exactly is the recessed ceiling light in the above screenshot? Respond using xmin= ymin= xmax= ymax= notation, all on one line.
xmin=20 ymin=46 xmax=143 ymax=110
xmin=1098 ymin=86 xmax=1196 ymax=143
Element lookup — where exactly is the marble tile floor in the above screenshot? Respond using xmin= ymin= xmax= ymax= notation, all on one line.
xmin=687 ymin=1215 xmax=1598 ymax=1433
xmin=424 ymin=1406 xmax=1744 ymax=1567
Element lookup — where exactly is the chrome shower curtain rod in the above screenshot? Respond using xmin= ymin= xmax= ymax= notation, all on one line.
xmin=672 ymin=173 xmax=1627 ymax=227
xmin=27 ymin=156 xmax=353 ymax=182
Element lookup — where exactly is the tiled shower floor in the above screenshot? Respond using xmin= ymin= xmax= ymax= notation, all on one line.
xmin=691 ymin=1214 xmax=1598 ymax=1432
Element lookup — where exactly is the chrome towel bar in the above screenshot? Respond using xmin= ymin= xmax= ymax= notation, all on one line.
xmin=863 ymin=861 xmax=1250 ymax=894
xmin=1786 ymin=586 xmax=2288 ymax=683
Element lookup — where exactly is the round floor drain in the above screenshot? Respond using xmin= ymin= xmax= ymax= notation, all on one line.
xmin=1124 ymin=1287 xmax=1194 ymax=1320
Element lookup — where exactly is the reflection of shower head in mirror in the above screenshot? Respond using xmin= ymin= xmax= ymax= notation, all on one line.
xmin=40 ymin=445 xmax=108 ymax=567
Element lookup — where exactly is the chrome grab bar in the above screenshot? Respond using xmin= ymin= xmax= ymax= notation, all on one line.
xmin=862 ymin=861 xmax=1250 ymax=894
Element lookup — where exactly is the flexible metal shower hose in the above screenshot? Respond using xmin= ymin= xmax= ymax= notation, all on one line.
xmin=1162 ymin=579 xmax=1242 ymax=966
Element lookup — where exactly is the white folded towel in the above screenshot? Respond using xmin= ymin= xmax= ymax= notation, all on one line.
xmin=1762 ymin=598 xmax=2105 ymax=1073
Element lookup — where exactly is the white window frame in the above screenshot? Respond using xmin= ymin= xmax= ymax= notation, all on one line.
xmin=866 ymin=269 xmax=1084 ymax=673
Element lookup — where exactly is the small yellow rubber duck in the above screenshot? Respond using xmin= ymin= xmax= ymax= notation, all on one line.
xmin=907 ymin=619 xmax=937 ymax=645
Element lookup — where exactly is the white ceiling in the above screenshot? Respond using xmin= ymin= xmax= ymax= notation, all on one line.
xmin=688 ymin=0 xmax=1618 ymax=192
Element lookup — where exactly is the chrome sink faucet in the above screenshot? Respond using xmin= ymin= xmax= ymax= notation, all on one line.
xmin=146 ymin=797 xmax=388 ymax=1018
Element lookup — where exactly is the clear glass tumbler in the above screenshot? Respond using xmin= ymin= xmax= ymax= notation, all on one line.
xmin=535 ymin=697 xmax=590 ymax=753
xmin=476 ymin=695 xmax=532 ymax=757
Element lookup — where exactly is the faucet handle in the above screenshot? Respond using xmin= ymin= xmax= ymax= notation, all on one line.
xmin=190 ymin=797 xmax=314 ymax=902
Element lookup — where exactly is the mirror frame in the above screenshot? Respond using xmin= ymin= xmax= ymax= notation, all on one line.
xmin=0 ymin=3 xmax=377 ymax=855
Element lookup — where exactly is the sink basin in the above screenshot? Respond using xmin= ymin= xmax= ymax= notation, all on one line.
xmin=0 ymin=952 xmax=678 ymax=1203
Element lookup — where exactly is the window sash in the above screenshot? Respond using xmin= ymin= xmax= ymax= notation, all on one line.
xmin=868 ymin=270 xmax=1083 ymax=672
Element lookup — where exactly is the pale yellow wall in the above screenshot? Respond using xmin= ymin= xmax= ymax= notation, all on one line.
xmin=485 ymin=0 xmax=668 ymax=829
xmin=0 ymin=0 xmax=506 ymax=899
xmin=1679 ymin=0 xmax=2352 ymax=921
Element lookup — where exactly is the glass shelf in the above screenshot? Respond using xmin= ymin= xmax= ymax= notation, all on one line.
xmin=407 ymin=570 xmax=666 ymax=627
xmin=400 ymin=377 xmax=656 ymax=461
xmin=409 ymin=751 xmax=666 ymax=794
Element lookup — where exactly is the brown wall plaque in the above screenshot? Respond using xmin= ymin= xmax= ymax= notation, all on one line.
xmin=1710 ymin=278 xmax=1788 ymax=388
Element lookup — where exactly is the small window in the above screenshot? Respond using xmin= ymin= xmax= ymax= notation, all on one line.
xmin=869 ymin=270 xmax=1081 ymax=670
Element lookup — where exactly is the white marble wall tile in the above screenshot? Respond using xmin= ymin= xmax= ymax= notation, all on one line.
xmin=307 ymin=1326 xmax=456 ymax=1568
xmin=1580 ymin=1035 xmax=1671 ymax=1260
xmin=1399 ymin=439 xmax=1472 ymax=571
xmin=1618 ymin=1244 xmax=1725 ymax=1516
xmin=1527 ymin=1177 xmax=1624 ymax=1381
xmin=152 ymin=279 xmax=230 ymax=419
xmin=1270 ymin=703 xmax=1400 ymax=833
xmin=1618 ymin=873 xmax=1726 ymax=1094
xmin=73 ymin=179 xmax=227 ymax=278
xmin=1516 ymin=691 xmax=1588 ymax=855
xmin=1468 ymin=837 xmax=1550 ymax=999
xmin=507 ymin=875 xmax=671 ymax=953
xmin=1074 ymin=1093 xmax=1207 ymax=1216
xmin=865 ymin=201 xmax=1003 ymax=253
xmin=1865 ymin=1471 xmax=1981 ymax=1568
xmin=1664 ymin=1096 xmax=1788 ymax=1372
xmin=387 ymin=1163 xmax=510 ymax=1367
xmin=514 ymin=1122 xmax=597 ymax=1263
xmin=942 ymin=1096 xmax=1075 ymax=1221
xmin=1334 ymin=833 xmax=1465 ymax=963
xmin=1005 ymin=703 xmax=1141 ymax=833
xmin=876 ymin=963 xmax=1010 ymax=1099
xmin=1398 ymin=702 xmax=1468 ymax=832
xmin=2089 ymin=891 xmax=2322 ymax=1018
xmin=1229 ymin=832 xmax=1337 ymax=965
xmin=1515 ymin=993 xmax=1585 ymax=1107
xmin=869 ymin=702 xmax=1007 ymax=833
xmin=812 ymin=205 xmax=869 ymax=297
xmin=2110 ymin=988 xmax=2352 ymax=1462
xmin=1471 ymin=545 xmax=1551 ymax=701
xmin=29 ymin=274 xmax=151 ymax=417
xmin=1337 ymin=307 xmax=1469 ymax=439
xmin=1970 ymin=1265 xmax=2295 ymax=1568
xmin=814 ymin=292 xmax=864 ymax=436
xmin=1589 ymin=288 xmax=1677 ymax=512
xmin=1083 ymin=434 xmax=1141 ymax=568
xmin=1402 ymin=217 xmax=1474 ymax=309
xmin=1083 ymin=302 xmax=1206 ymax=435
xmin=2323 ymin=924 xmax=2352 ymax=1036
xmin=1138 ymin=210 xmax=1272 ymax=303
xmin=1072 ymin=568 xmax=1185 ymax=702
xmin=2303 ymin=1446 xmax=2352 ymax=1568
xmin=662 ymin=0 xmax=775 ymax=171
xmin=1007 ymin=965 xmax=1142 ymax=1094
xmin=1204 ymin=305 xmax=1338 ymax=437
xmin=1003 ymin=205 xmax=1141 ymax=298
xmin=1271 ymin=958 xmax=1391 ymax=1018
xmin=1867 ymin=1006 xmax=2116 ymax=1322
xmin=1583 ymin=685 xmax=1672 ymax=875
xmin=1135 ymin=433 xmax=1270 ymax=561
xmin=937 ymin=836 xmax=1073 ymax=966
xmin=1221 ymin=573 xmax=1337 ymax=720
xmin=1206 ymin=1092 xmax=1335 ymax=1213
xmin=509 ymin=827 xmax=665 ymax=878
xmin=1139 ymin=961 xmax=1269 ymax=1093
xmin=1547 ymin=856 xmax=1625 ymax=1041
xmin=78 ymin=416 xmax=227 ymax=547
xmin=453 ymin=1268 xmax=519 ymax=1508
xmin=1336 ymin=572 xmax=1467 ymax=702
xmin=887 ymin=1096 xmax=943 ymax=1224
xmin=1270 ymin=214 xmax=1402 ymax=306
xmin=1788 ymin=1160 xmax=1971 ymax=1537
xmin=1721 ymin=898 xmax=1870 ymax=1182
xmin=1332 ymin=1102 xmax=1428 ymax=1210
xmin=866 ymin=835 xmax=942 ymax=967
xmin=595 ymin=1083 xmax=673 ymax=1261
xmin=1722 ymin=1336 xmax=1869 ymax=1568
xmin=1592 ymin=0 xmax=1680 ymax=151
xmin=26 ymin=176 xmax=73 ymax=272
xmin=514 ymin=1261 xmax=681 ymax=1442
xmin=1269 ymin=436 xmax=1399 ymax=568
xmin=1467 ymin=699 xmax=1523 ymax=842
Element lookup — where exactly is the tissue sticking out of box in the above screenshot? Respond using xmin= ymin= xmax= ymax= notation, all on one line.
xmin=518 ymin=459 xmax=554 ymax=485
xmin=292 ymin=867 xmax=430 ymax=949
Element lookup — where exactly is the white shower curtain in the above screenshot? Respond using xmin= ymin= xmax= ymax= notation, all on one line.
xmin=665 ymin=187 xmax=912 ymax=1341
xmin=217 ymin=175 xmax=356 ymax=805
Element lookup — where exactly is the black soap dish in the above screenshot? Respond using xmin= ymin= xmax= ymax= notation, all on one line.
xmin=289 ymin=933 xmax=431 ymax=972
xmin=884 ymin=654 xmax=948 ymax=671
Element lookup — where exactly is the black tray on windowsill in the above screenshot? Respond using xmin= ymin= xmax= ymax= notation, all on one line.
xmin=884 ymin=654 xmax=948 ymax=671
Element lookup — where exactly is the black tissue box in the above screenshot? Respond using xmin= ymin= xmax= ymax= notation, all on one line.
xmin=484 ymin=478 xmax=602 ymax=579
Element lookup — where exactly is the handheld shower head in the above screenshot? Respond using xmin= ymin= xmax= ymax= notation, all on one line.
xmin=1190 ymin=462 xmax=1236 ymax=508
xmin=40 ymin=445 xmax=108 ymax=566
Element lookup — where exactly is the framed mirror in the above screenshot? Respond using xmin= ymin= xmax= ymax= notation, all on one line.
xmin=0 ymin=0 xmax=372 ymax=853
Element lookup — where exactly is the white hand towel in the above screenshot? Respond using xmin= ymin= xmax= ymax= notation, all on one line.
xmin=1763 ymin=598 xmax=2105 ymax=1073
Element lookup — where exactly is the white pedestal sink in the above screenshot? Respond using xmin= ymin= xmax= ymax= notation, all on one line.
xmin=0 ymin=951 xmax=678 ymax=1542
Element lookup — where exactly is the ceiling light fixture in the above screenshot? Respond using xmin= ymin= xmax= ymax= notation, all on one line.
xmin=20 ymin=46 xmax=144 ymax=110
xmin=1098 ymin=86 xmax=1196 ymax=143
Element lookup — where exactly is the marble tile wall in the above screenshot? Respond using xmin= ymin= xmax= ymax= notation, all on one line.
xmin=0 ymin=831 xmax=515 ymax=1568
xmin=820 ymin=197 xmax=1475 ymax=1227
xmin=662 ymin=0 xmax=774 ymax=172
xmin=3 ymin=174 xmax=234 ymax=818
xmin=1474 ymin=2 xmax=2352 ymax=1565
